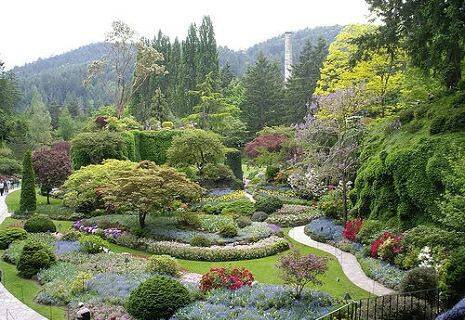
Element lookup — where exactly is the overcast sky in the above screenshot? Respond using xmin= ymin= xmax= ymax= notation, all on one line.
xmin=0 ymin=0 xmax=370 ymax=69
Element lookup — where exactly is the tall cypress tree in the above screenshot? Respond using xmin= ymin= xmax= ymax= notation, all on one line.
xmin=284 ymin=38 xmax=328 ymax=124
xmin=241 ymin=53 xmax=285 ymax=136
xmin=182 ymin=23 xmax=200 ymax=115
xmin=20 ymin=150 xmax=37 ymax=213
xmin=198 ymin=16 xmax=219 ymax=83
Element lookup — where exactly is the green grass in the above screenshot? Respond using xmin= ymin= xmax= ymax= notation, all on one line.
xmin=5 ymin=189 xmax=61 ymax=213
xmin=0 ymin=254 xmax=66 ymax=319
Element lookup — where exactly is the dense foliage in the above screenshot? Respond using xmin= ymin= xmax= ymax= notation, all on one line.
xmin=24 ymin=214 xmax=57 ymax=233
xmin=19 ymin=151 xmax=37 ymax=212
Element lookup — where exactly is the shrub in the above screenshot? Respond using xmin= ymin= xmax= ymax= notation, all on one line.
xmin=79 ymin=235 xmax=109 ymax=254
xmin=236 ymin=216 xmax=252 ymax=228
xmin=0 ymin=228 xmax=27 ymax=249
xmin=318 ymin=190 xmax=343 ymax=219
xmin=399 ymin=267 xmax=438 ymax=302
xmin=277 ymin=251 xmax=327 ymax=298
xmin=199 ymin=267 xmax=254 ymax=292
xmin=254 ymin=197 xmax=283 ymax=214
xmin=265 ymin=165 xmax=280 ymax=181
xmin=176 ymin=211 xmax=201 ymax=229
xmin=245 ymin=133 xmax=288 ymax=159
xmin=190 ymin=235 xmax=212 ymax=247
xmin=126 ymin=276 xmax=190 ymax=320
xmin=24 ymin=215 xmax=56 ymax=233
xmin=134 ymin=129 xmax=181 ymax=164
xmin=61 ymin=230 xmax=81 ymax=241
xmin=342 ymin=218 xmax=364 ymax=241
xmin=371 ymin=232 xmax=403 ymax=262
xmin=146 ymin=255 xmax=181 ymax=277
xmin=0 ymin=157 xmax=21 ymax=176
xmin=19 ymin=151 xmax=37 ymax=212
xmin=251 ymin=211 xmax=269 ymax=222
xmin=442 ymin=246 xmax=465 ymax=307
xmin=70 ymin=271 xmax=93 ymax=295
xmin=356 ymin=220 xmax=384 ymax=245
xmin=361 ymin=295 xmax=433 ymax=320
xmin=402 ymin=225 xmax=463 ymax=251
xmin=219 ymin=223 xmax=239 ymax=238
xmin=221 ymin=199 xmax=255 ymax=216
xmin=225 ymin=149 xmax=243 ymax=180
xmin=162 ymin=121 xmax=174 ymax=129
xmin=70 ymin=131 xmax=126 ymax=169
xmin=17 ymin=241 xmax=56 ymax=278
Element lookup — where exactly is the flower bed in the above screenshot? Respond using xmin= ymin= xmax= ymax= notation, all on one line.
xmin=254 ymin=187 xmax=311 ymax=205
xmin=198 ymin=189 xmax=247 ymax=205
xmin=305 ymin=218 xmax=344 ymax=243
xmin=356 ymin=253 xmax=406 ymax=290
xmin=265 ymin=205 xmax=322 ymax=227
xmin=172 ymin=284 xmax=335 ymax=320
xmin=114 ymin=235 xmax=290 ymax=261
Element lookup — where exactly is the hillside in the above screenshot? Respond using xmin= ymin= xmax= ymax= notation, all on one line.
xmin=12 ymin=25 xmax=342 ymax=111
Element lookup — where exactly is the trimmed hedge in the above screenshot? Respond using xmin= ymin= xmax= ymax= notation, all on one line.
xmin=24 ymin=215 xmax=56 ymax=233
xmin=17 ymin=241 xmax=56 ymax=278
xmin=225 ymin=149 xmax=243 ymax=180
xmin=116 ymin=235 xmax=289 ymax=261
xmin=20 ymin=151 xmax=37 ymax=212
xmin=133 ymin=129 xmax=181 ymax=164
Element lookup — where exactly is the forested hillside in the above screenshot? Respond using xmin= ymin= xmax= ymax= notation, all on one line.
xmin=11 ymin=25 xmax=341 ymax=112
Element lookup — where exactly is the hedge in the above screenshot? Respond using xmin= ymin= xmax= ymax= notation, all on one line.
xmin=225 ymin=149 xmax=243 ymax=180
xmin=133 ymin=129 xmax=182 ymax=164
xmin=121 ymin=131 xmax=136 ymax=161
xmin=116 ymin=235 xmax=289 ymax=261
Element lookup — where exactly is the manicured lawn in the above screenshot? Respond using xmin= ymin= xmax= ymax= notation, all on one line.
xmin=5 ymin=189 xmax=61 ymax=213
xmin=0 ymin=253 xmax=66 ymax=319
xmin=0 ymin=217 xmax=73 ymax=233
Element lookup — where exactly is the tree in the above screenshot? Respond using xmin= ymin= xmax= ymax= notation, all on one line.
xmin=167 ymin=129 xmax=225 ymax=174
xmin=20 ymin=151 xmax=37 ymax=213
xmin=220 ymin=63 xmax=235 ymax=89
xmin=150 ymin=87 xmax=172 ymax=124
xmin=316 ymin=25 xmax=406 ymax=117
xmin=296 ymin=88 xmax=366 ymax=222
xmin=57 ymin=106 xmax=76 ymax=140
xmin=32 ymin=147 xmax=72 ymax=204
xmin=87 ymin=20 xmax=166 ymax=118
xmin=285 ymin=38 xmax=328 ymax=124
xmin=182 ymin=23 xmax=200 ymax=115
xmin=362 ymin=0 xmax=464 ymax=89
xmin=102 ymin=161 xmax=204 ymax=228
xmin=277 ymin=251 xmax=327 ymax=298
xmin=0 ymin=61 xmax=20 ymax=142
xmin=184 ymin=73 xmax=244 ymax=139
xmin=198 ymin=16 xmax=219 ymax=82
xmin=28 ymin=86 xmax=52 ymax=147
xmin=241 ymin=53 xmax=285 ymax=135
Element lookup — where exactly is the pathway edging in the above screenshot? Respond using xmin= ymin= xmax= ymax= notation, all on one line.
xmin=288 ymin=225 xmax=394 ymax=296
xmin=0 ymin=190 xmax=47 ymax=320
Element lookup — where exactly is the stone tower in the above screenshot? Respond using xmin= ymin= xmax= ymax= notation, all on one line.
xmin=284 ymin=32 xmax=293 ymax=81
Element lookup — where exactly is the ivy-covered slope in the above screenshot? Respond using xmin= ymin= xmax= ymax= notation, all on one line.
xmin=351 ymin=91 xmax=465 ymax=230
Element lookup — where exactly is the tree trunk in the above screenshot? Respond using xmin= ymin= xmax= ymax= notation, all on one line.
xmin=342 ymin=174 xmax=348 ymax=224
xmin=139 ymin=212 xmax=146 ymax=228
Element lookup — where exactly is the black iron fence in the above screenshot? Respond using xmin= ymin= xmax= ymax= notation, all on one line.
xmin=317 ymin=289 xmax=442 ymax=320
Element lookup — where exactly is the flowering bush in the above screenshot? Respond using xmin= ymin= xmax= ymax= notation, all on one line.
xmin=370 ymin=232 xmax=403 ymax=261
xmin=343 ymin=218 xmax=364 ymax=241
xmin=199 ymin=267 xmax=254 ymax=292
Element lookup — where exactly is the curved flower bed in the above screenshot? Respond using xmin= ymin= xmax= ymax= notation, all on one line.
xmin=115 ymin=235 xmax=290 ymax=261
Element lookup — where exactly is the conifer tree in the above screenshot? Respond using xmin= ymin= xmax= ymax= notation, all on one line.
xmin=20 ymin=150 xmax=37 ymax=213
xmin=241 ymin=53 xmax=285 ymax=135
xmin=29 ymin=86 xmax=52 ymax=147
xmin=198 ymin=16 xmax=219 ymax=83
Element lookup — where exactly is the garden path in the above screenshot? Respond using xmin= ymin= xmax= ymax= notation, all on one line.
xmin=288 ymin=225 xmax=394 ymax=296
xmin=0 ymin=190 xmax=47 ymax=320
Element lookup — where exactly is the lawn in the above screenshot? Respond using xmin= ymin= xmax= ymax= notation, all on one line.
xmin=5 ymin=189 xmax=61 ymax=213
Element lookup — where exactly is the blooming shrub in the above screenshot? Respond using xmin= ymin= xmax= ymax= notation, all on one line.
xmin=79 ymin=235 xmax=109 ymax=254
xmin=370 ymin=232 xmax=403 ymax=261
xmin=199 ymin=267 xmax=254 ymax=292
xmin=305 ymin=218 xmax=344 ymax=243
xmin=342 ymin=218 xmax=364 ymax=241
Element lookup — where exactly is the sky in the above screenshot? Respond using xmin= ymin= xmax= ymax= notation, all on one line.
xmin=0 ymin=0 xmax=370 ymax=69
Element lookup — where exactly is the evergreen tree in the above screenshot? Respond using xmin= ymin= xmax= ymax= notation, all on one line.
xmin=151 ymin=87 xmax=172 ymax=124
xmin=220 ymin=63 xmax=235 ymax=89
xmin=198 ymin=16 xmax=219 ymax=83
xmin=57 ymin=106 xmax=76 ymax=140
xmin=182 ymin=23 xmax=200 ymax=115
xmin=170 ymin=38 xmax=185 ymax=116
xmin=20 ymin=150 xmax=37 ymax=213
xmin=284 ymin=38 xmax=328 ymax=124
xmin=29 ymin=86 xmax=52 ymax=147
xmin=241 ymin=53 xmax=285 ymax=135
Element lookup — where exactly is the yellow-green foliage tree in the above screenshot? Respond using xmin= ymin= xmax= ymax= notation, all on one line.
xmin=316 ymin=25 xmax=406 ymax=117
xmin=102 ymin=161 xmax=204 ymax=228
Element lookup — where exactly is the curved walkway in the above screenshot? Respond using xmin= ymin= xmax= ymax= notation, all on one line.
xmin=0 ymin=191 xmax=47 ymax=320
xmin=289 ymin=225 xmax=394 ymax=296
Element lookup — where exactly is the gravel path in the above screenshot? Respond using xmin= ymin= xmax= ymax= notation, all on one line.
xmin=288 ymin=225 xmax=394 ymax=296
xmin=0 ymin=190 xmax=47 ymax=320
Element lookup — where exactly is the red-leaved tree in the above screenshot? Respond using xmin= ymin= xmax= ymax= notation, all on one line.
xmin=245 ymin=133 xmax=288 ymax=159
xmin=277 ymin=251 xmax=327 ymax=298
xmin=32 ymin=147 xmax=72 ymax=204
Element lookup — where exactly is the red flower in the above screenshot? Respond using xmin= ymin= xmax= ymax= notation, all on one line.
xmin=199 ymin=267 xmax=254 ymax=292
xmin=343 ymin=218 xmax=364 ymax=241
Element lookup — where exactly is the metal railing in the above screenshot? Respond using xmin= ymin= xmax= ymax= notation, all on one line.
xmin=317 ymin=288 xmax=442 ymax=320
